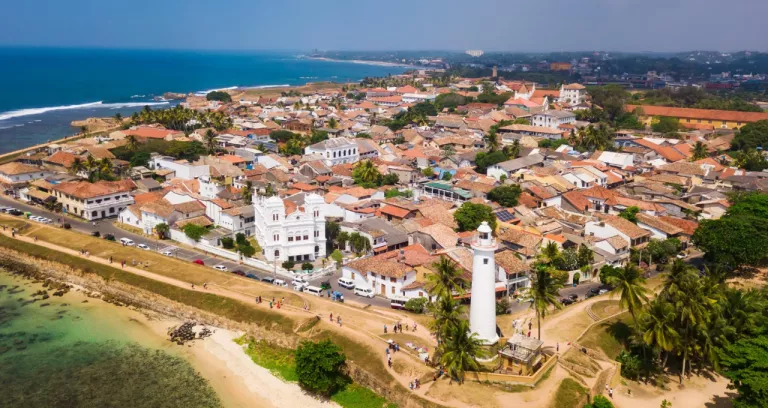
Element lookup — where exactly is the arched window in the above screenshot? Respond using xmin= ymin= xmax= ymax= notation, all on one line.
xmin=274 ymin=249 xmax=280 ymax=258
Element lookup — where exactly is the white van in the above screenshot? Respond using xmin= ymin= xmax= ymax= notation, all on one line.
xmin=292 ymin=277 xmax=308 ymax=288
xmin=273 ymin=279 xmax=288 ymax=287
xmin=354 ymin=286 xmax=375 ymax=298
xmin=337 ymin=278 xmax=355 ymax=290
xmin=305 ymin=285 xmax=323 ymax=297
xmin=119 ymin=238 xmax=135 ymax=246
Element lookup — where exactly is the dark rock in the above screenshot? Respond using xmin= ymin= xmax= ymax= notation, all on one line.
xmin=39 ymin=303 xmax=50 ymax=307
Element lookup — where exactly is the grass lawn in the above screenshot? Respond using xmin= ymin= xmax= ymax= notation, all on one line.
xmin=590 ymin=300 xmax=621 ymax=320
xmin=235 ymin=335 xmax=298 ymax=382
xmin=19 ymin=224 xmax=234 ymax=286
xmin=0 ymin=234 xmax=297 ymax=333
xmin=579 ymin=312 xmax=633 ymax=360
xmin=551 ymin=378 xmax=588 ymax=408
xmin=331 ymin=384 xmax=397 ymax=408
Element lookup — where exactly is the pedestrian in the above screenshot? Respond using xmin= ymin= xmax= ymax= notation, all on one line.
xmin=258 ymin=296 xmax=262 ymax=303
xmin=330 ymin=313 xmax=333 ymax=322
xmin=384 ymin=324 xmax=387 ymax=334
xmin=527 ymin=330 xmax=531 ymax=337
xmin=388 ymin=357 xmax=392 ymax=369
xmin=385 ymin=347 xmax=389 ymax=356
xmin=191 ymin=284 xmax=195 ymax=289
xmin=556 ymin=343 xmax=559 ymax=353
xmin=337 ymin=316 xmax=342 ymax=327
xmin=396 ymin=343 xmax=400 ymax=352
xmin=393 ymin=325 xmax=397 ymax=334
xmin=269 ymin=301 xmax=273 ymax=309
xmin=609 ymin=388 xmax=613 ymax=398
xmin=413 ymin=323 xmax=417 ymax=332
xmin=121 ymin=260 xmax=125 ymax=268
xmin=108 ymin=256 xmax=112 ymax=264
xmin=203 ymin=282 xmax=207 ymax=289
xmin=528 ymin=321 xmax=532 ymax=331
xmin=405 ymin=322 xmax=409 ymax=331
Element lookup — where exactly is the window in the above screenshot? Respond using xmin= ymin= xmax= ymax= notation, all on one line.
xmin=288 ymin=236 xmax=294 ymax=242
xmin=272 ymin=214 xmax=279 ymax=221
xmin=418 ymin=291 xmax=423 ymax=297
xmin=314 ymin=230 xmax=319 ymax=238
xmin=273 ymin=234 xmax=279 ymax=241
xmin=314 ymin=210 xmax=319 ymax=217
xmin=303 ymin=235 xmax=309 ymax=241
xmin=483 ymin=258 xmax=489 ymax=265
xmin=391 ymin=286 xmax=395 ymax=294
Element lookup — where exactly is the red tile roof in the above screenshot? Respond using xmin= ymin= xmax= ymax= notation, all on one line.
xmin=627 ymin=105 xmax=768 ymax=123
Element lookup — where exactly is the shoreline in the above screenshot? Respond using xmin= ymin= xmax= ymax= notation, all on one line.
xmin=307 ymin=56 xmax=424 ymax=69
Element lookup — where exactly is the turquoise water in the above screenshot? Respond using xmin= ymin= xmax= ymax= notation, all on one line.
xmin=0 ymin=47 xmax=407 ymax=152
xmin=0 ymin=271 xmax=222 ymax=408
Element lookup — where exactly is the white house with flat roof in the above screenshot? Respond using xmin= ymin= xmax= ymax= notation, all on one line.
xmin=304 ymin=137 xmax=359 ymax=167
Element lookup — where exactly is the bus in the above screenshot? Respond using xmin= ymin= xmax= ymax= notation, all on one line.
xmin=390 ymin=295 xmax=409 ymax=310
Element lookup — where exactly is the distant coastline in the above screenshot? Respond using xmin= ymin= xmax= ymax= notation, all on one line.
xmin=306 ymin=56 xmax=423 ymax=69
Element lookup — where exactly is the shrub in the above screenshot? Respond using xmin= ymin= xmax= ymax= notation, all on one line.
xmin=63 ymin=223 xmax=71 ymax=230
xmin=301 ymin=262 xmax=313 ymax=271
xmin=221 ymin=237 xmax=235 ymax=249
xmin=496 ymin=298 xmax=510 ymax=315
xmin=404 ymin=297 xmax=428 ymax=314
xmin=238 ymin=244 xmax=256 ymax=258
xmin=235 ymin=233 xmax=247 ymax=246
xmin=282 ymin=261 xmax=295 ymax=270
xmin=330 ymin=249 xmax=343 ymax=264
xmin=573 ymin=272 xmax=581 ymax=285
xmin=295 ymin=340 xmax=347 ymax=396
xmin=104 ymin=234 xmax=115 ymax=241
xmin=182 ymin=224 xmax=208 ymax=242
xmin=616 ymin=350 xmax=641 ymax=380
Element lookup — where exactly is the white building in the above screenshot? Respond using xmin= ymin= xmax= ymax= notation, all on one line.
xmin=52 ymin=180 xmax=135 ymax=221
xmin=0 ymin=162 xmax=53 ymax=193
xmin=252 ymin=194 xmax=326 ymax=262
xmin=531 ymin=110 xmax=576 ymax=129
xmin=341 ymin=254 xmax=418 ymax=299
xmin=469 ymin=222 xmax=499 ymax=345
xmin=401 ymin=93 xmax=437 ymax=104
xmin=558 ymin=83 xmax=587 ymax=105
xmin=151 ymin=155 xmax=210 ymax=180
xmin=304 ymin=137 xmax=359 ymax=167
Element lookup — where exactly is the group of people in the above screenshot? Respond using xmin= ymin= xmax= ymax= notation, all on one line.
xmin=79 ymin=248 xmax=90 ymax=257
xmin=329 ymin=313 xmax=342 ymax=327
xmin=386 ymin=321 xmax=416 ymax=334
xmin=408 ymin=378 xmax=420 ymax=390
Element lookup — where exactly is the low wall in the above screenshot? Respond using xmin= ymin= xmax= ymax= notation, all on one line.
xmin=466 ymin=354 xmax=559 ymax=386
xmin=196 ymin=243 xmax=337 ymax=280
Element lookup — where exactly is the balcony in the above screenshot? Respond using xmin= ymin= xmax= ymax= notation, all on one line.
xmin=470 ymin=237 xmax=497 ymax=249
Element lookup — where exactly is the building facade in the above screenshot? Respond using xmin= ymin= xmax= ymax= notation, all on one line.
xmin=253 ymin=194 xmax=327 ymax=262
xmin=304 ymin=137 xmax=360 ymax=167
xmin=52 ymin=180 xmax=135 ymax=221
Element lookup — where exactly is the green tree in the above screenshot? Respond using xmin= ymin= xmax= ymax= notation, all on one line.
xmin=126 ymin=134 xmax=139 ymax=152
xmin=242 ymin=181 xmax=253 ymax=205
xmin=719 ymin=335 xmax=768 ymax=408
xmin=453 ymin=202 xmax=497 ymax=232
xmin=690 ymin=141 xmax=709 ymax=161
xmin=70 ymin=157 xmax=84 ymax=175
xmin=182 ymin=224 xmax=208 ymax=242
xmin=441 ymin=172 xmax=453 ymax=181
xmin=295 ymin=340 xmax=347 ymax=396
xmin=221 ymin=237 xmax=235 ymax=249
xmin=310 ymin=130 xmax=329 ymax=144
xmin=487 ymin=185 xmax=522 ymax=207
xmin=154 ymin=223 xmax=169 ymax=239
xmin=474 ymin=150 xmax=508 ymax=173
xmin=577 ymin=244 xmax=594 ymax=268
xmin=238 ymin=244 xmax=256 ymax=258
xmin=204 ymin=129 xmax=217 ymax=154
xmin=732 ymin=120 xmax=768 ymax=151
xmin=585 ymin=395 xmax=615 ymax=408
xmin=269 ymin=130 xmax=299 ymax=143
xmin=206 ymin=90 xmax=232 ymax=102
xmin=439 ymin=320 xmax=486 ymax=384
xmin=618 ymin=206 xmax=640 ymax=223
xmin=638 ymin=299 xmax=679 ymax=370
xmin=381 ymin=173 xmax=400 ymax=185
xmin=693 ymin=205 xmax=768 ymax=270
xmin=421 ymin=167 xmax=435 ymax=178
xmin=349 ymin=232 xmax=372 ymax=255
xmin=607 ymin=264 xmax=649 ymax=324
xmin=502 ymin=140 xmax=521 ymax=159
xmin=427 ymin=256 xmax=467 ymax=299
xmin=528 ymin=264 xmax=564 ymax=340
xmin=327 ymin=117 xmax=338 ymax=129
xmin=404 ymin=297 xmax=428 ymax=314
xmin=428 ymin=296 xmax=465 ymax=344
xmin=735 ymin=149 xmax=768 ymax=171
xmin=352 ymin=160 xmax=381 ymax=187
xmin=651 ymin=116 xmax=681 ymax=134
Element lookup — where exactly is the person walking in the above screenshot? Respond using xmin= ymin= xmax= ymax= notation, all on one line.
xmin=385 ymin=347 xmax=389 ymax=356
xmin=609 ymin=388 xmax=613 ymax=398
xmin=384 ymin=324 xmax=388 ymax=334
xmin=203 ymin=282 xmax=207 ymax=289
xmin=556 ymin=342 xmax=560 ymax=353
xmin=337 ymin=316 xmax=342 ymax=327
xmin=330 ymin=313 xmax=333 ymax=322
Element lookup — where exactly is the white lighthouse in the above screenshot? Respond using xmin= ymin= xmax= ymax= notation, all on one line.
xmin=469 ymin=221 xmax=499 ymax=345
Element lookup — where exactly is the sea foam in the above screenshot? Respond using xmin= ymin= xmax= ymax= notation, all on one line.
xmin=0 ymin=101 xmax=169 ymax=121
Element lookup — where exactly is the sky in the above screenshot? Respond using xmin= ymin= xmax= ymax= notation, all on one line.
xmin=2 ymin=0 xmax=767 ymax=52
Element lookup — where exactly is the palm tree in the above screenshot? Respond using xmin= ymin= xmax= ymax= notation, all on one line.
xmin=483 ymin=130 xmax=500 ymax=152
xmin=539 ymin=241 xmax=560 ymax=265
xmin=155 ymin=223 xmax=170 ymax=239
xmin=84 ymin=155 xmax=98 ymax=177
xmin=441 ymin=145 xmax=456 ymax=159
xmin=528 ymin=264 xmax=564 ymax=340
xmin=607 ymin=264 xmax=650 ymax=324
xmin=336 ymin=231 xmax=350 ymax=251
xmin=204 ymin=129 xmax=217 ymax=154
xmin=427 ymin=256 xmax=467 ymax=299
xmin=113 ymin=113 xmax=123 ymax=124
xmin=639 ymin=299 xmax=678 ymax=370
xmin=503 ymin=140 xmax=521 ymax=159
xmin=353 ymin=160 xmax=380 ymax=185
xmin=428 ymin=296 xmax=465 ymax=344
xmin=349 ymin=232 xmax=371 ymax=255
xmin=328 ymin=117 xmax=338 ymax=129
xmin=242 ymin=181 xmax=253 ymax=205
xmin=70 ymin=157 xmax=85 ymax=175
xmin=98 ymin=158 xmax=113 ymax=179
xmin=80 ymin=125 xmax=88 ymax=136
xmin=691 ymin=141 xmax=708 ymax=161
xmin=439 ymin=320 xmax=486 ymax=384
xmin=126 ymin=135 xmax=139 ymax=152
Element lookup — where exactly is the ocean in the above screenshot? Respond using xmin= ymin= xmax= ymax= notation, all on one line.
xmin=0 ymin=270 xmax=224 ymax=408
xmin=0 ymin=47 xmax=407 ymax=154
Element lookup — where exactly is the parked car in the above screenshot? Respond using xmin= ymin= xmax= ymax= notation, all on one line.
xmin=337 ymin=278 xmax=355 ymax=290
xmin=246 ymin=273 xmax=259 ymax=280
xmin=598 ymin=289 xmax=609 ymax=295
xmin=292 ymin=284 xmax=304 ymax=292
xmin=161 ymin=250 xmax=173 ymax=256
xmin=261 ymin=276 xmax=275 ymax=284
xmin=292 ymin=277 xmax=308 ymax=288
xmin=568 ymin=294 xmax=579 ymax=301
xmin=213 ymin=264 xmax=228 ymax=272
xmin=560 ymin=297 xmax=575 ymax=306
xmin=91 ymin=231 xmax=101 ymax=238
xmin=103 ymin=234 xmax=116 ymax=241
xmin=8 ymin=210 xmax=23 ymax=216
xmin=676 ymin=252 xmax=686 ymax=259
xmin=232 ymin=270 xmax=245 ymax=276
xmin=193 ymin=259 xmax=205 ymax=265
xmin=137 ymin=244 xmax=150 ymax=250
xmin=585 ymin=292 xmax=598 ymax=299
